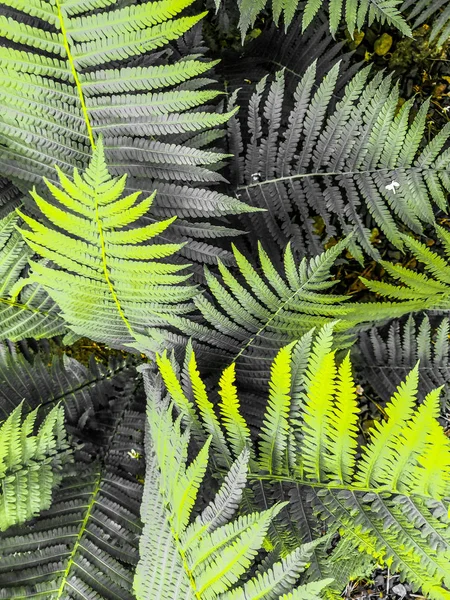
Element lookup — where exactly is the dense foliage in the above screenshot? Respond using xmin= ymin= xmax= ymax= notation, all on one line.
xmin=1 ymin=0 xmax=450 ymax=599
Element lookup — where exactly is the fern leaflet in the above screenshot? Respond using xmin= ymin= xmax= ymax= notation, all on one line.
xmin=0 ymin=402 xmax=72 ymax=531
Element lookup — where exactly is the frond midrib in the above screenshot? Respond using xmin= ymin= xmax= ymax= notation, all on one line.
xmin=235 ymin=166 xmax=446 ymax=192
xmin=55 ymin=470 xmax=102 ymax=598
xmin=248 ymin=473 xmax=445 ymax=503
xmin=55 ymin=0 xmax=95 ymax=149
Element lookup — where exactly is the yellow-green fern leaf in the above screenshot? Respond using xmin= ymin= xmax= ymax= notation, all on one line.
xmin=219 ymin=363 xmax=252 ymax=457
xmin=17 ymin=141 xmax=197 ymax=354
xmin=0 ymin=403 xmax=71 ymax=531
xmin=326 ymin=353 xmax=359 ymax=485
xmin=258 ymin=342 xmax=296 ymax=475
xmin=355 ymin=363 xmax=419 ymax=488
xmin=188 ymin=350 xmax=232 ymax=466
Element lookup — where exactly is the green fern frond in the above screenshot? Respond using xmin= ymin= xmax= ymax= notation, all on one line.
xmin=402 ymin=0 xmax=450 ymax=47
xmin=361 ymin=227 xmax=450 ymax=312
xmin=357 ymin=314 xmax=450 ymax=406
xmin=17 ymin=141 xmax=197 ymax=353
xmin=153 ymin=327 xmax=450 ymax=598
xmin=0 ymin=0 xmax=252 ymax=262
xmin=0 ymin=0 xmax=229 ymax=181
xmin=0 ymin=402 xmax=71 ymax=531
xmin=178 ymin=238 xmax=354 ymax=375
xmin=0 ymin=386 xmax=145 ymax=598
xmin=230 ymin=62 xmax=450 ymax=258
xmin=0 ymin=212 xmax=66 ymax=341
xmin=220 ymin=0 xmax=410 ymax=38
xmin=178 ymin=237 xmax=411 ymax=379
xmin=134 ymin=383 xmax=333 ymax=600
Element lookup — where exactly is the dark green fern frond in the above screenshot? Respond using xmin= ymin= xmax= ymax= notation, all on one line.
xmin=153 ymin=326 xmax=450 ymax=599
xmin=0 ymin=0 xmax=252 ymax=263
xmin=215 ymin=0 xmax=410 ymax=39
xmin=0 ymin=177 xmax=21 ymax=218
xmin=182 ymin=238 xmax=353 ymax=373
xmin=134 ymin=378 xmax=333 ymax=600
xmin=402 ymin=0 xmax=450 ymax=47
xmin=0 ymin=341 xmax=138 ymax=428
xmin=0 ymin=382 xmax=145 ymax=599
xmin=357 ymin=314 xmax=450 ymax=406
xmin=177 ymin=237 xmax=412 ymax=381
xmin=0 ymin=212 xmax=66 ymax=342
xmin=17 ymin=140 xmax=197 ymax=354
xmin=361 ymin=225 xmax=450 ymax=310
xmin=229 ymin=62 xmax=450 ymax=260
xmin=0 ymin=402 xmax=72 ymax=531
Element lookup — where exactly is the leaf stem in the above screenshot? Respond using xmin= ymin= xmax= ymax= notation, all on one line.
xmin=56 ymin=0 xmax=96 ymax=150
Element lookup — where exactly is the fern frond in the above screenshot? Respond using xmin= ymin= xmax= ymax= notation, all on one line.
xmin=0 ymin=340 xmax=138 ymax=428
xmin=134 ymin=384 xmax=333 ymax=600
xmin=178 ymin=238 xmax=354 ymax=376
xmin=17 ymin=141 xmax=197 ymax=353
xmin=402 ymin=0 xmax=450 ymax=47
xmin=0 ymin=0 xmax=251 ymax=260
xmin=229 ymin=62 xmax=450 ymax=258
xmin=354 ymin=364 xmax=419 ymax=488
xmin=0 ymin=403 xmax=71 ymax=530
xmin=180 ymin=237 xmax=410 ymax=380
xmin=0 ymin=212 xmax=66 ymax=341
xmin=0 ymin=385 xmax=145 ymax=598
xmin=361 ymin=226 xmax=450 ymax=311
xmin=357 ymin=314 xmax=450 ymax=406
xmin=220 ymin=0 xmax=410 ymax=38
xmin=155 ymin=328 xmax=450 ymax=598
